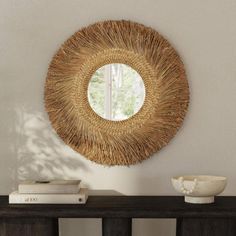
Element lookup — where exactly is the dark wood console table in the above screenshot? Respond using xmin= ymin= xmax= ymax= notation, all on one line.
xmin=0 ymin=195 xmax=236 ymax=236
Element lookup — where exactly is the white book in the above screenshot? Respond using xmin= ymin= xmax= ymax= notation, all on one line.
xmin=18 ymin=180 xmax=81 ymax=194
xmin=9 ymin=188 xmax=88 ymax=204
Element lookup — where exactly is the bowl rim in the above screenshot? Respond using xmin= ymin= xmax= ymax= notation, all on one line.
xmin=171 ymin=175 xmax=227 ymax=182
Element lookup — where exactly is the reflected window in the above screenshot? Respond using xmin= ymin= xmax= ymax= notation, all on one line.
xmin=88 ymin=63 xmax=145 ymax=121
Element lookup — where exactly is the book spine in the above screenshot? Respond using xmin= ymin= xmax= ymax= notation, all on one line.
xmin=18 ymin=185 xmax=80 ymax=194
xmin=9 ymin=194 xmax=87 ymax=204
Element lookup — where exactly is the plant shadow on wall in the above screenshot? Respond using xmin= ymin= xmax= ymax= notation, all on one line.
xmin=14 ymin=106 xmax=91 ymax=184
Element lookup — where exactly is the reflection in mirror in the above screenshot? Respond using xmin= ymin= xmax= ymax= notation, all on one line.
xmin=88 ymin=63 xmax=145 ymax=121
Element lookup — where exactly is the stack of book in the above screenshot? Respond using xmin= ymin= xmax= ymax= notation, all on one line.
xmin=9 ymin=180 xmax=88 ymax=204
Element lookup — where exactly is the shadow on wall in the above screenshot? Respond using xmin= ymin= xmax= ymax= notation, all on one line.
xmin=13 ymin=106 xmax=91 ymax=186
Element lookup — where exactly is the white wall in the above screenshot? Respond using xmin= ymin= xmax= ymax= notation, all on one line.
xmin=1 ymin=0 xmax=236 ymax=235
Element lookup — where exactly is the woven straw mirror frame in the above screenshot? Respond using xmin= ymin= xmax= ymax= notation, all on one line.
xmin=45 ymin=20 xmax=189 ymax=166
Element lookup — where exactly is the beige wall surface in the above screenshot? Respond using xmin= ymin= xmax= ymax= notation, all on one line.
xmin=1 ymin=0 xmax=236 ymax=235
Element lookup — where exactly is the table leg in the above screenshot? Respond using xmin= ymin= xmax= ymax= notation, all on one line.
xmin=0 ymin=218 xmax=59 ymax=236
xmin=176 ymin=218 xmax=236 ymax=236
xmin=102 ymin=218 xmax=132 ymax=236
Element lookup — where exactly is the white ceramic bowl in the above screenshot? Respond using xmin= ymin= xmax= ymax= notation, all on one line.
xmin=171 ymin=175 xmax=227 ymax=204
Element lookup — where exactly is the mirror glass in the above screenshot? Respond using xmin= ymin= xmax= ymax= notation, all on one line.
xmin=88 ymin=63 xmax=145 ymax=121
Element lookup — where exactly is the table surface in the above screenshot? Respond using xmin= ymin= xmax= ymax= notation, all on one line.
xmin=0 ymin=195 xmax=236 ymax=218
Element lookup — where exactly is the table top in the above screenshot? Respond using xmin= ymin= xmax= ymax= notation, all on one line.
xmin=0 ymin=195 xmax=236 ymax=218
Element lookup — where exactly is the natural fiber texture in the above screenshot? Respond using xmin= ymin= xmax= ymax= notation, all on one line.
xmin=45 ymin=20 xmax=189 ymax=166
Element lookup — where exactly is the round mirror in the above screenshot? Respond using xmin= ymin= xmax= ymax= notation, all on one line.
xmin=88 ymin=63 xmax=145 ymax=121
